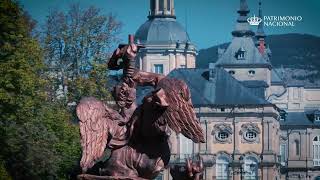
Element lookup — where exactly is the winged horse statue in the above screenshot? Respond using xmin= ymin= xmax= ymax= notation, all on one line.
xmin=77 ymin=35 xmax=205 ymax=180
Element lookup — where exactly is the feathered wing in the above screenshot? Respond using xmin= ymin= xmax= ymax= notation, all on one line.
xmin=76 ymin=97 xmax=126 ymax=172
xmin=157 ymin=78 xmax=205 ymax=143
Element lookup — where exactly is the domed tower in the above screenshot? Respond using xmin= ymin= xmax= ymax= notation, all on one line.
xmin=135 ymin=0 xmax=196 ymax=75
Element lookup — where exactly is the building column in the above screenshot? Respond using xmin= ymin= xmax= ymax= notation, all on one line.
xmin=206 ymin=122 xmax=213 ymax=153
xmin=142 ymin=55 xmax=148 ymax=72
xmin=307 ymin=129 xmax=312 ymax=159
xmin=169 ymin=53 xmax=175 ymax=72
xmin=261 ymin=167 xmax=268 ymax=180
xmin=171 ymin=0 xmax=175 ymax=15
xmin=268 ymin=121 xmax=272 ymax=151
xmin=199 ymin=119 xmax=208 ymax=153
xmin=138 ymin=56 xmax=142 ymax=70
xmin=232 ymin=167 xmax=241 ymax=180
xmin=205 ymin=167 xmax=213 ymax=180
xmin=176 ymin=133 xmax=180 ymax=155
xmin=155 ymin=0 xmax=159 ymax=14
xmin=163 ymin=0 xmax=167 ymax=14
xmin=175 ymin=53 xmax=180 ymax=69
xmin=170 ymin=132 xmax=178 ymax=154
xmin=262 ymin=118 xmax=273 ymax=153
xmin=234 ymin=118 xmax=240 ymax=154
xmin=301 ymin=131 xmax=307 ymax=160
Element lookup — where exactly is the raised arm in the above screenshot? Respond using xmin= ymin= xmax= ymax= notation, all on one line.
xmin=133 ymin=70 xmax=165 ymax=87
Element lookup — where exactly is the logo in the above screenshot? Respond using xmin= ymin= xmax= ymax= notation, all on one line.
xmin=247 ymin=15 xmax=262 ymax=26
xmin=247 ymin=15 xmax=303 ymax=27
xmin=263 ymin=16 xmax=303 ymax=27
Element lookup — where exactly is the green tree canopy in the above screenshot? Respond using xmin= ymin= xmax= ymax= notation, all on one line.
xmin=43 ymin=4 xmax=122 ymax=102
xmin=0 ymin=0 xmax=80 ymax=179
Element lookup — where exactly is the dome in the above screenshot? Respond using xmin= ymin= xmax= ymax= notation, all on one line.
xmin=135 ymin=18 xmax=190 ymax=45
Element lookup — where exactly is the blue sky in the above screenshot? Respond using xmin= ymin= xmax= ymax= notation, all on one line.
xmin=19 ymin=0 xmax=320 ymax=49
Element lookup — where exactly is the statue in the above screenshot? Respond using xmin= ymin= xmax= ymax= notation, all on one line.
xmin=77 ymin=35 xmax=205 ymax=180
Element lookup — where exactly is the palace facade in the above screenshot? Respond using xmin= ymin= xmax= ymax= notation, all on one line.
xmin=133 ymin=0 xmax=320 ymax=179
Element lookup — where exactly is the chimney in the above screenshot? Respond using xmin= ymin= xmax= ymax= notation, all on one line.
xmin=258 ymin=39 xmax=265 ymax=54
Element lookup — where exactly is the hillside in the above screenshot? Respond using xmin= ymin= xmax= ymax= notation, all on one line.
xmin=196 ymin=33 xmax=320 ymax=70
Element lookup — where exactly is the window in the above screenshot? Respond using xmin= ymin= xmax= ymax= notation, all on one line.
xmin=295 ymin=140 xmax=300 ymax=156
xmin=218 ymin=132 xmax=229 ymax=140
xmin=229 ymin=70 xmax=235 ymax=75
xmin=279 ymin=110 xmax=287 ymax=121
xmin=280 ymin=144 xmax=286 ymax=166
xmin=180 ymin=65 xmax=186 ymax=68
xmin=179 ymin=134 xmax=193 ymax=159
xmin=216 ymin=156 xmax=229 ymax=180
xmin=314 ymin=111 xmax=320 ymax=122
xmin=167 ymin=0 xmax=171 ymax=10
xmin=235 ymin=47 xmax=246 ymax=60
xmin=248 ymin=70 xmax=255 ymax=76
xmin=221 ymin=108 xmax=225 ymax=112
xmin=213 ymin=124 xmax=233 ymax=144
xmin=154 ymin=64 xmax=164 ymax=74
xmin=238 ymin=52 xmax=244 ymax=59
xmin=313 ymin=136 xmax=320 ymax=166
xmin=243 ymin=157 xmax=258 ymax=180
xmin=245 ymin=131 xmax=257 ymax=140
xmin=150 ymin=0 xmax=155 ymax=12
xmin=159 ymin=0 xmax=164 ymax=10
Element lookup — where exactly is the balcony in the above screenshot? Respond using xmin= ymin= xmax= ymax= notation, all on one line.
xmin=212 ymin=176 xmax=261 ymax=180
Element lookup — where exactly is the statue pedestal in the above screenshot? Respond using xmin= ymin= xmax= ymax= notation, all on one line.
xmin=77 ymin=174 xmax=148 ymax=180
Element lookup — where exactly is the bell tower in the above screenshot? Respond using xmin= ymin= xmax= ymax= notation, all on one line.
xmin=149 ymin=0 xmax=176 ymax=19
xmin=135 ymin=0 xmax=196 ymax=75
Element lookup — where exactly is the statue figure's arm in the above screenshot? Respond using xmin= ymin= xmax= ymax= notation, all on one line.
xmin=133 ymin=71 xmax=165 ymax=87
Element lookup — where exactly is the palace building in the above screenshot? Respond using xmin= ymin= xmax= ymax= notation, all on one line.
xmin=132 ymin=0 xmax=320 ymax=179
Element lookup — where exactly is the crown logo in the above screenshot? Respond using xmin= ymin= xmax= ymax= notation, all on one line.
xmin=247 ymin=15 xmax=262 ymax=26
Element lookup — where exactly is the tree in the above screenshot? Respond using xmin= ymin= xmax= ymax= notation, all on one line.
xmin=68 ymin=62 xmax=111 ymax=103
xmin=43 ymin=3 xmax=122 ymax=102
xmin=0 ymin=0 xmax=80 ymax=179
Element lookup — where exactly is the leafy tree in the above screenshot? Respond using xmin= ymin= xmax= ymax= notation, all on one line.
xmin=68 ymin=61 xmax=111 ymax=103
xmin=43 ymin=3 xmax=122 ymax=101
xmin=0 ymin=0 xmax=80 ymax=179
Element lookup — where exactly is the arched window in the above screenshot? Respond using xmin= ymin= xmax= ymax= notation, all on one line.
xmin=313 ymin=136 xmax=320 ymax=166
xmin=243 ymin=156 xmax=258 ymax=180
xmin=295 ymin=140 xmax=300 ymax=156
xmin=245 ymin=131 xmax=257 ymax=140
xmin=229 ymin=70 xmax=235 ymax=75
xmin=235 ymin=47 xmax=246 ymax=60
xmin=218 ymin=132 xmax=229 ymax=140
xmin=216 ymin=156 xmax=229 ymax=180
xmin=179 ymin=134 xmax=193 ymax=159
xmin=248 ymin=70 xmax=255 ymax=76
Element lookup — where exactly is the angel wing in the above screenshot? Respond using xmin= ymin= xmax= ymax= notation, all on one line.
xmin=157 ymin=78 xmax=205 ymax=143
xmin=76 ymin=97 xmax=127 ymax=172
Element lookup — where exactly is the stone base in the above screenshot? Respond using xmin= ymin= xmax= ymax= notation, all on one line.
xmin=77 ymin=174 xmax=148 ymax=180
